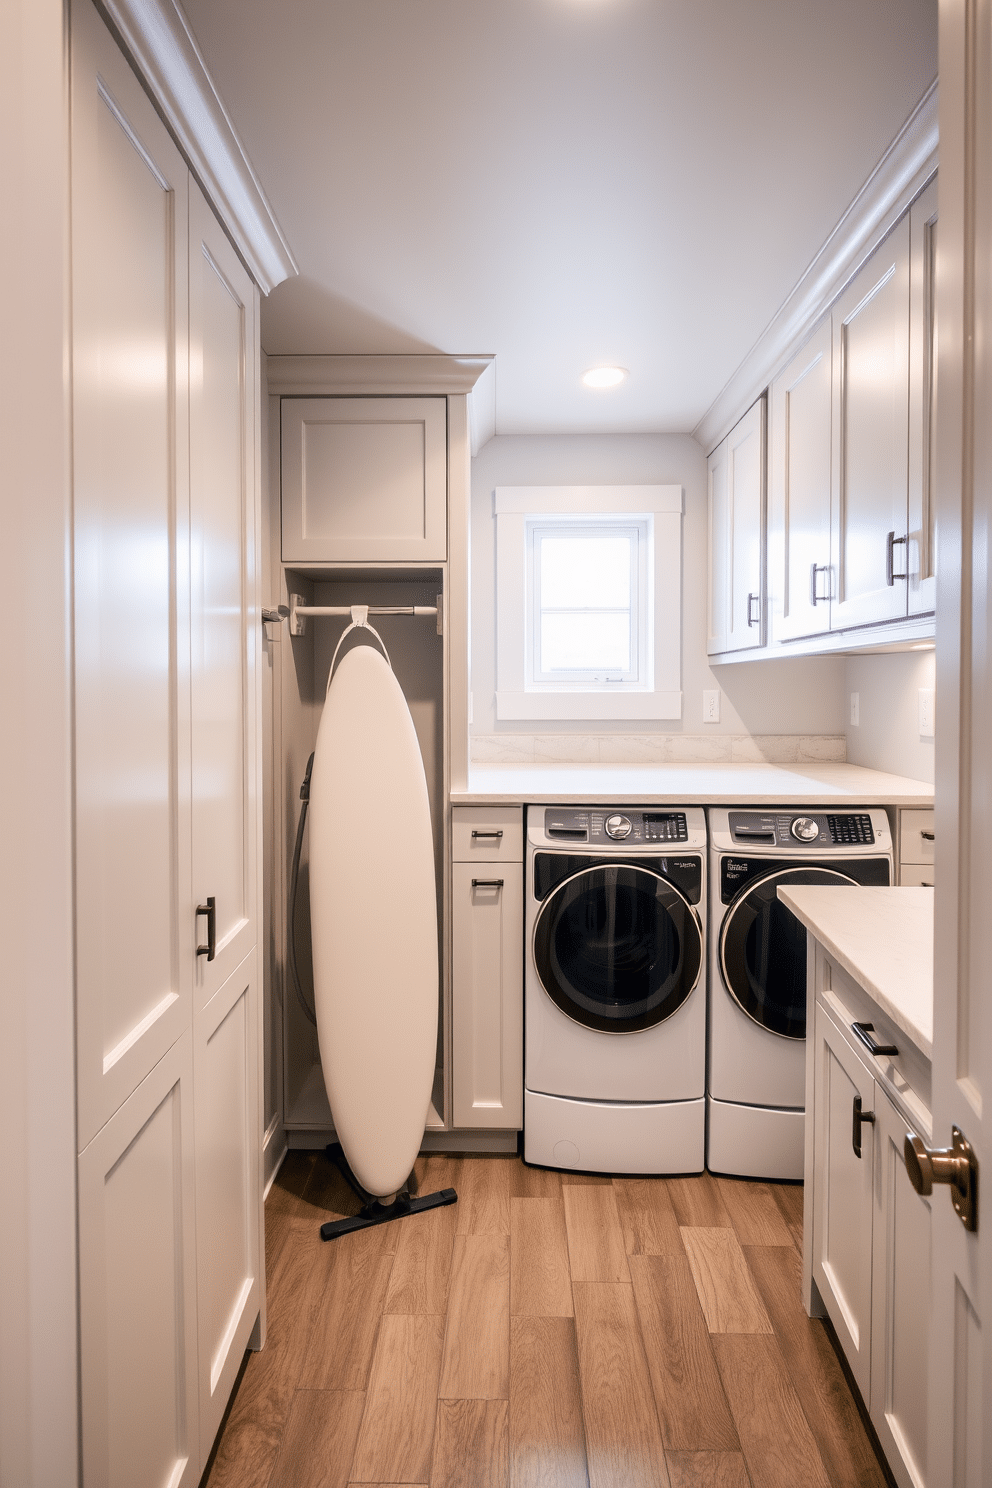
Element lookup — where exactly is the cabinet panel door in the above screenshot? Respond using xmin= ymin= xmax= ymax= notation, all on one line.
xmin=870 ymin=1089 xmax=931 ymax=1488
xmin=831 ymin=215 xmax=911 ymax=629
xmin=193 ymin=952 xmax=261 ymax=1462
xmin=812 ymin=1004 xmax=876 ymax=1397
xmin=71 ymin=0 xmax=192 ymax=1150
xmin=908 ymin=178 xmax=938 ymax=618
xmin=452 ymin=862 xmax=523 ymax=1128
xmin=726 ymin=398 xmax=765 ymax=651
xmin=706 ymin=437 xmax=729 ymax=654
xmin=282 ymin=397 xmax=448 ymax=562
xmin=769 ymin=321 xmax=833 ymax=641
xmin=189 ymin=185 xmax=259 ymax=1004
xmin=78 ymin=1032 xmax=200 ymax=1488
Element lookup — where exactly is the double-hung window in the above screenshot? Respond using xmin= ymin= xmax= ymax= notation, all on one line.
xmin=494 ymin=486 xmax=683 ymax=721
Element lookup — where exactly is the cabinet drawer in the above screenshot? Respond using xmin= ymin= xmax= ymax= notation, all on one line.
xmin=452 ymin=806 xmax=523 ymax=862
xmin=900 ymin=808 xmax=934 ymax=864
xmin=899 ymin=861 xmax=935 ymax=888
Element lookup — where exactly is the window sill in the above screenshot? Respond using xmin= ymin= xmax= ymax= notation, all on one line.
xmin=495 ymin=690 xmax=683 ymax=721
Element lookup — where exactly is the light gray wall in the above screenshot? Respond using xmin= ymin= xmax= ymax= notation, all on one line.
xmin=845 ymin=649 xmax=936 ymax=783
xmin=470 ymin=433 xmax=848 ymax=738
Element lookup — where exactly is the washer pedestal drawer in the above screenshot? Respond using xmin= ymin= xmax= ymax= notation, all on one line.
xmin=524 ymin=1089 xmax=704 ymax=1175
xmin=707 ymin=1096 xmax=804 ymax=1180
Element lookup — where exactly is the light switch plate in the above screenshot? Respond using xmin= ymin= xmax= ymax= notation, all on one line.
xmin=919 ymin=687 xmax=935 ymax=738
xmin=702 ymin=689 xmax=721 ymax=724
xmin=850 ymin=692 xmax=860 ymax=727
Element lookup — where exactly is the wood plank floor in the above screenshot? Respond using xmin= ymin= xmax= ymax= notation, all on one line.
xmin=204 ymin=1154 xmax=891 ymax=1488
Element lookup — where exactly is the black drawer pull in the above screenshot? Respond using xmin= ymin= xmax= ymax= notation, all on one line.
xmin=851 ymin=1021 xmax=898 ymax=1058
xmin=853 ymin=1095 xmax=875 ymax=1158
xmin=471 ymin=829 xmax=504 ymax=839
xmin=196 ymin=897 xmax=216 ymax=961
xmin=471 ymin=878 xmax=504 ymax=890
xmin=921 ymin=830 xmax=935 ymax=841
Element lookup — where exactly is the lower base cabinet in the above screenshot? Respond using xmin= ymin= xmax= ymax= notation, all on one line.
xmin=810 ymin=962 xmax=930 ymax=1488
xmin=451 ymin=808 xmax=523 ymax=1129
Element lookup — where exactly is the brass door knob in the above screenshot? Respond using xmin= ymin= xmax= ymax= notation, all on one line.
xmin=904 ymin=1126 xmax=978 ymax=1232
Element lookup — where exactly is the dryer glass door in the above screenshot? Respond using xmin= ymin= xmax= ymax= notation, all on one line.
xmin=720 ymin=866 xmax=857 ymax=1039
xmin=533 ymin=863 xmax=701 ymax=1033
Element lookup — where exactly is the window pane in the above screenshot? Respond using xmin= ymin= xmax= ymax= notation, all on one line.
xmin=541 ymin=612 xmax=631 ymax=673
xmin=540 ymin=535 xmax=631 ymax=609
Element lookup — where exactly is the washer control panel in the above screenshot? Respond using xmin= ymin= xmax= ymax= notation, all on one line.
xmin=544 ymin=808 xmax=689 ymax=844
xmin=728 ymin=810 xmax=878 ymax=848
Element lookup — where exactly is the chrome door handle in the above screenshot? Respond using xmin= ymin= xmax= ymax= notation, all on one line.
xmin=886 ymin=530 xmax=908 ymax=585
xmin=810 ymin=563 xmax=831 ymax=606
xmin=904 ymin=1126 xmax=978 ymax=1231
xmin=196 ymin=897 xmax=216 ymax=961
xmin=747 ymin=592 xmax=760 ymax=627
xmin=852 ymin=1095 xmax=875 ymax=1158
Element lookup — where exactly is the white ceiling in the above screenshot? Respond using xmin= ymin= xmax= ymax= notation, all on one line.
xmin=180 ymin=0 xmax=937 ymax=437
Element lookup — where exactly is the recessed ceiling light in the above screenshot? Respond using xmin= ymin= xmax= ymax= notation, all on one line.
xmin=582 ymin=366 xmax=627 ymax=389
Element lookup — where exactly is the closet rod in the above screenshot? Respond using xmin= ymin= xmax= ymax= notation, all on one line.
xmin=286 ymin=593 xmax=443 ymax=636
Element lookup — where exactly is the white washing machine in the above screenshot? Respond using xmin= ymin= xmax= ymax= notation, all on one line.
xmin=524 ymin=805 xmax=707 ymax=1174
xmin=707 ymin=806 xmax=893 ymax=1179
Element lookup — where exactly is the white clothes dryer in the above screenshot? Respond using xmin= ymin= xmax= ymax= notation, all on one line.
xmin=524 ymin=805 xmax=706 ymax=1174
xmin=707 ymin=807 xmax=893 ymax=1180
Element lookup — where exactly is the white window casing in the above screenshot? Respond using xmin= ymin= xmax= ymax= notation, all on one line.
xmin=494 ymin=485 xmax=683 ymax=721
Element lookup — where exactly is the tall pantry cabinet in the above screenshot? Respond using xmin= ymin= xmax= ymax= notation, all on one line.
xmin=71 ymin=3 xmax=263 ymax=1484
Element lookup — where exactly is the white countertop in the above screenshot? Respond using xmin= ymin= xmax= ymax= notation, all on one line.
xmin=777 ymin=885 xmax=934 ymax=1058
xmin=454 ymin=761 xmax=934 ymax=807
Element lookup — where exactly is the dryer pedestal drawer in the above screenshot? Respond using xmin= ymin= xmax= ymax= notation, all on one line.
xmin=523 ymin=1089 xmax=704 ymax=1175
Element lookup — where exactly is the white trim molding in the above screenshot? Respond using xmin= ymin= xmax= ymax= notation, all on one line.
xmin=265 ymin=353 xmax=495 ymax=397
xmin=695 ymin=81 xmax=938 ymax=454
xmin=97 ymin=0 xmax=298 ymax=294
xmin=494 ymin=485 xmax=683 ymax=722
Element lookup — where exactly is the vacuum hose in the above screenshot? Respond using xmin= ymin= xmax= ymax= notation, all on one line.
xmin=289 ymin=752 xmax=317 ymax=1027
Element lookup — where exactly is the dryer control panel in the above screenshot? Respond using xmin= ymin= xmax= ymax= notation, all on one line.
xmin=728 ymin=810 xmax=877 ymax=848
xmin=545 ymin=808 xmax=688 ymax=844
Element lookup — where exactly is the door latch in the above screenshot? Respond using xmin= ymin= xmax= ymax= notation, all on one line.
xmin=904 ymin=1126 xmax=978 ymax=1232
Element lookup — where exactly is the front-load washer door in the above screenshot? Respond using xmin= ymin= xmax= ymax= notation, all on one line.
xmin=533 ymin=864 xmax=701 ymax=1034
xmin=720 ymin=866 xmax=857 ymax=1039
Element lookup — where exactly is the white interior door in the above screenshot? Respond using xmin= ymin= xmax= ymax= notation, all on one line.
xmin=188 ymin=183 xmax=259 ymax=1004
xmin=928 ymin=5 xmax=991 ymax=1483
xmin=71 ymin=0 xmax=192 ymax=1150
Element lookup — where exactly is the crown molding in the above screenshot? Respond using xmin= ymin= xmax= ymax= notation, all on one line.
xmin=695 ymin=80 xmax=938 ymax=454
xmin=265 ymin=353 xmax=495 ymax=398
xmin=97 ymin=0 xmax=298 ymax=294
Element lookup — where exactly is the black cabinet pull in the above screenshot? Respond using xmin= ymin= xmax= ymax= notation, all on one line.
xmin=851 ymin=1021 xmax=898 ymax=1058
xmin=471 ymin=879 xmax=504 ymax=889
xmin=196 ymin=897 xmax=216 ymax=961
xmin=921 ymin=830 xmax=935 ymax=841
xmin=471 ymin=829 xmax=503 ymax=840
xmin=853 ymin=1095 xmax=875 ymax=1158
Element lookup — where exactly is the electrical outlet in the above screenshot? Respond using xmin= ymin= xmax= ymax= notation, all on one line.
xmin=702 ymin=688 xmax=721 ymax=724
xmin=850 ymin=692 xmax=860 ymax=727
xmin=919 ymin=687 xmax=935 ymax=738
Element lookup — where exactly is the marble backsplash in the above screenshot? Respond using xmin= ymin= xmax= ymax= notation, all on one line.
xmin=470 ymin=733 xmax=848 ymax=765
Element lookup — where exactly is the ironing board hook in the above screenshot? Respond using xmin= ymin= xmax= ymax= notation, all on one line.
xmin=327 ymin=605 xmax=392 ymax=690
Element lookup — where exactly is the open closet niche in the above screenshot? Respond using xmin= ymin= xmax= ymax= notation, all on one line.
xmin=260 ymin=357 xmax=485 ymax=1170
xmin=278 ymin=569 xmax=448 ymax=1140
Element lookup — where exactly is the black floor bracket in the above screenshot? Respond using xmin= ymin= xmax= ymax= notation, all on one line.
xmin=319 ymin=1141 xmax=457 ymax=1242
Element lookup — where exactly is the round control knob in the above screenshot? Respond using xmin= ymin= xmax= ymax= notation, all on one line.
xmin=790 ymin=816 xmax=820 ymax=842
xmin=605 ymin=814 xmax=632 ymax=840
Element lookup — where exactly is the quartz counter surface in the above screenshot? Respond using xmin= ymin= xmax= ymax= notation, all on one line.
xmin=777 ymin=884 xmax=934 ymax=1058
xmin=453 ymin=761 xmax=934 ymax=807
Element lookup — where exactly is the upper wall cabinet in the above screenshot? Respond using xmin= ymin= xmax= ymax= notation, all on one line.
xmin=707 ymin=397 xmax=765 ymax=655
xmin=281 ymin=396 xmax=447 ymax=563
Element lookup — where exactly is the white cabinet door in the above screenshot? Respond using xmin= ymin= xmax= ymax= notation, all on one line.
xmin=908 ymin=178 xmax=938 ymax=619
xmin=768 ymin=320 xmax=833 ymax=641
xmin=706 ymin=436 xmax=729 ymax=654
xmin=725 ymin=398 xmax=765 ymax=651
xmin=193 ymin=952 xmax=261 ymax=1462
xmin=812 ymin=1003 xmax=876 ymax=1398
xmin=451 ymin=861 xmax=523 ymax=1128
xmin=281 ymin=396 xmax=448 ymax=562
xmin=870 ymin=1087 xmax=931 ymax=1488
xmin=189 ymin=184 xmax=259 ymax=1004
xmin=831 ymin=215 xmax=911 ymax=630
xmin=71 ymin=0 xmax=192 ymax=1151
xmin=78 ymin=1032 xmax=200 ymax=1488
